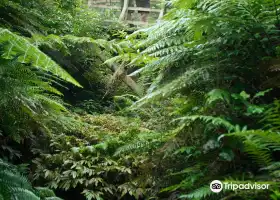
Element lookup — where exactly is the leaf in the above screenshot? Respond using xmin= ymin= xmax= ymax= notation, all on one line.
xmin=206 ymin=89 xmax=230 ymax=105
xmin=71 ymin=147 xmax=80 ymax=153
xmin=219 ymin=149 xmax=235 ymax=161
xmin=246 ymin=105 xmax=265 ymax=115
xmin=94 ymin=143 xmax=108 ymax=150
xmin=45 ymin=170 xmax=50 ymax=178
xmin=0 ymin=28 xmax=81 ymax=87
xmin=240 ymin=91 xmax=250 ymax=100
xmin=160 ymin=184 xmax=181 ymax=192
xmin=253 ymin=89 xmax=272 ymax=99
xmin=179 ymin=186 xmax=213 ymax=199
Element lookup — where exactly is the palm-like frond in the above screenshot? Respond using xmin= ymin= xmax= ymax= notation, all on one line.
xmin=0 ymin=56 xmax=70 ymax=141
xmin=0 ymin=28 xmax=81 ymax=87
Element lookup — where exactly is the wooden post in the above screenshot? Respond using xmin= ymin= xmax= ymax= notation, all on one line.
xmin=119 ymin=0 xmax=129 ymax=21
xmin=157 ymin=1 xmax=166 ymax=23
xmin=88 ymin=0 xmax=92 ymax=7
xmin=157 ymin=9 xmax=164 ymax=20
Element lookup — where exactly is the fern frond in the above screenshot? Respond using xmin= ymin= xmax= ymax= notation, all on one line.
xmin=263 ymin=99 xmax=280 ymax=131
xmin=175 ymin=115 xmax=236 ymax=132
xmin=0 ymin=28 xmax=81 ymax=87
xmin=45 ymin=197 xmax=63 ymax=200
xmin=0 ymin=159 xmax=40 ymax=200
xmin=11 ymin=187 xmax=40 ymax=200
xmin=35 ymin=94 xmax=67 ymax=112
xmin=132 ymin=67 xmax=211 ymax=108
xmin=243 ymin=139 xmax=272 ymax=167
xmin=114 ymin=131 xmax=169 ymax=156
xmin=224 ymin=130 xmax=280 ymax=166
xmin=179 ymin=185 xmax=214 ymax=199
xmin=260 ymin=162 xmax=280 ymax=171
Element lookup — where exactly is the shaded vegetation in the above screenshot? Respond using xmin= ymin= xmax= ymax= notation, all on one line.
xmin=1 ymin=0 xmax=280 ymax=200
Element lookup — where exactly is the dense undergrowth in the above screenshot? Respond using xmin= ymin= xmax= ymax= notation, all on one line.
xmin=1 ymin=0 xmax=280 ymax=199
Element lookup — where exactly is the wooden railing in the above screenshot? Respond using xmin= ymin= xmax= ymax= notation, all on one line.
xmin=87 ymin=0 xmax=165 ymax=25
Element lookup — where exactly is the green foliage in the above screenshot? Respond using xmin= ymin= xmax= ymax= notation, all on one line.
xmin=0 ymin=56 xmax=70 ymax=142
xmin=271 ymin=189 xmax=280 ymax=200
xmin=0 ymin=159 xmax=61 ymax=200
xmin=0 ymin=0 xmax=123 ymax=38
xmin=175 ymin=115 xmax=236 ymax=132
xmin=0 ymin=158 xmax=39 ymax=200
xmin=32 ymin=114 xmax=161 ymax=199
xmin=35 ymin=187 xmax=63 ymax=200
xmin=2 ymin=0 xmax=280 ymax=200
xmin=111 ymin=0 xmax=280 ymax=107
xmin=0 ymin=28 xmax=81 ymax=87
xmin=263 ymin=99 xmax=280 ymax=131
xmin=179 ymin=186 xmax=214 ymax=199
xmin=0 ymin=29 xmax=84 ymax=145
xmin=206 ymin=89 xmax=230 ymax=105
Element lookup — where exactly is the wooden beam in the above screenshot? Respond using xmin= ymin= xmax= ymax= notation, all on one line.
xmin=90 ymin=5 xmax=120 ymax=9
xmin=88 ymin=0 xmax=162 ymax=3
xmin=89 ymin=5 xmax=162 ymax=12
xmin=126 ymin=20 xmax=148 ymax=25
xmin=128 ymin=7 xmax=161 ymax=12
xmin=104 ymin=19 xmax=150 ymax=26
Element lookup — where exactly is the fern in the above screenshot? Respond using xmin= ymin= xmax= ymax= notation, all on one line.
xmin=0 ymin=55 xmax=71 ymax=141
xmin=114 ymin=131 xmax=172 ymax=156
xmin=45 ymin=198 xmax=63 ymax=200
xmin=179 ymin=185 xmax=214 ymax=199
xmin=35 ymin=187 xmax=63 ymax=200
xmin=108 ymin=0 xmax=280 ymax=108
xmin=206 ymin=89 xmax=230 ymax=105
xmin=0 ymin=28 xmax=81 ymax=87
xmin=132 ymin=67 xmax=211 ymax=107
xmin=0 ymin=159 xmax=40 ymax=200
xmin=29 ymin=34 xmax=144 ymax=96
xmin=175 ymin=115 xmax=236 ymax=132
xmin=223 ymin=130 xmax=280 ymax=166
xmin=263 ymin=99 xmax=280 ymax=131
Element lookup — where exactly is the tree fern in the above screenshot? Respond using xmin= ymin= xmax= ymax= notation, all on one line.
xmin=0 ymin=28 xmax=81 ymax=87
xmin=0 ymin=55 xmax=71 ymax=141
xmin=30 ymin=34 xmax=145 ymax=96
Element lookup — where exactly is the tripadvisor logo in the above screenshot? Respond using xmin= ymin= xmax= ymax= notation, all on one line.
xmin=210 ymin=180 xmax=223 ymax=193
xmin=210 ymin=180 xmax=270 ymax=193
